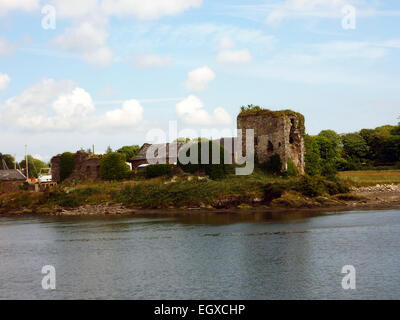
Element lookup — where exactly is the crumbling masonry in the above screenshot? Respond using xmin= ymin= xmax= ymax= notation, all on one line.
xmin=237 ymin=108 xmax=305 ymax=174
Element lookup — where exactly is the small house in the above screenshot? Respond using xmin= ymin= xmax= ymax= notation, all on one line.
xmin=0 ymin=169 xmax=26 ymax=193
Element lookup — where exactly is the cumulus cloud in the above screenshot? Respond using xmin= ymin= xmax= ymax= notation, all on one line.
xmin=185 ymin=66 xmax=215 ymax=92
xmin=0 ymin=78 xmax=144 ymax=131
xmin=216 ymin=49 xmax=252 ymax=64
xmin=176 ymin=95 xmax=231 ymax=125
xmin=101 ymin=0 xmax=203 ymax=20
xmin=0 ymin=0 xmax=39 ymax=15
xmin=53 ymin=21 xmax=113 ymax=67
xmin=131 ymin=53 xmax=173 ymax=68
xmin=101 ymin=100 xmax=144 ymax=127
xmin=0 ymin=73 xmax=10 ymax=90
xmin=0 ymin=37 xmax=14 ymax=55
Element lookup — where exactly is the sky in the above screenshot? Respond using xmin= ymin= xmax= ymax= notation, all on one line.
xmin=0 ymin=0 xmax=400 ymax=162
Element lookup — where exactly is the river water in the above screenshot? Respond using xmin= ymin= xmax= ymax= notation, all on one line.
xmin=0 ymin=209 xmax=399 ymax=299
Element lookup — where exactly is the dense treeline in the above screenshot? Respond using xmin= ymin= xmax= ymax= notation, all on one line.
xmin=305 ymin=123 xmax=400 ymax=176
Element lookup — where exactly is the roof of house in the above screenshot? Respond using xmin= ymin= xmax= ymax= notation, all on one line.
xmin=0 ymin=169 xmax=26 ymax=181
xmin=133 ymin=138 xmax=237 ymax=162
xmin=133 ymin=142 xmax=187 ymax=161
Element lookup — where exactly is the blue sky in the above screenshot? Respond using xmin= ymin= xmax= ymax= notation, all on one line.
xmin=1 ymin=0 xmax=400 ymax=161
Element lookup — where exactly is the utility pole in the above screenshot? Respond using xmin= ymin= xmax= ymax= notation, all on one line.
xmin=25 ymin=144 xmax=29 ymax=179
xmin=92 ymin=144 xmax=95 ymax=155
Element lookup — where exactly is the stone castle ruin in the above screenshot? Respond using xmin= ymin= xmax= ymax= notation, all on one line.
xmin=51 ymin=151 xmax=101 ymax=182
xmin=237 ymin=107 xmax=305 ymax=174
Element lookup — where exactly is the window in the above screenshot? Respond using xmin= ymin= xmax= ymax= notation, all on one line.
xmin=268 ymin=141 xmax=274 ymax=153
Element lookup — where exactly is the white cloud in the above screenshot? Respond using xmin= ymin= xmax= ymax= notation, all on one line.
xmin=216 ymin=49 xmax=252 ymax=64
xmin=265 ymin=0 xmax=355 ymax=25
xmin=101 ymin=0 xmax=203 ymax=20
xmin=0 ymin=78 xmax=144 ymax=131
xmin=0 ymin=0 xmax=39 ymax=15
xmin=50 ymin=0 xmax=99 ymax=18
xmin=185 ymin=66 xmax=215 ymax=92
xmin=53 ymin=88 xmax=95 ymax=118
xmin=0 ymin=37 xmax=14 ymax=55
xmin=176 ymin=95 xmax=231 ymax=125
xmin=102 ymin=100 xmax=143 ymax=127
xmin=53 ymin=21 xmax=113 ymax=67
xmin=131 ymin=53 xmax=173 ymax=68
xmin=0 ymin=73 xmax=10 ymax=90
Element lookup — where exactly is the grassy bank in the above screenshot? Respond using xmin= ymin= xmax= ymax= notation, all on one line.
xmin=0 ymin=169 xmax=358 ymax=213
xmin=338 ymin=170 xmax=400 ymax=186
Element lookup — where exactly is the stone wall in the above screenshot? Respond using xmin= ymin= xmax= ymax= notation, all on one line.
xmin=0 ymin=181 xmax=23 ymax=193
xmin=237 ymin=110 xmax=305 ymax=173
xmin=51 ymin=152 xmax=101 ymax=182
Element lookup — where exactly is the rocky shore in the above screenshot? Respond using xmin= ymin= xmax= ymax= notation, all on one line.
xmin=2 ymin=183 xmax=399 ymax=216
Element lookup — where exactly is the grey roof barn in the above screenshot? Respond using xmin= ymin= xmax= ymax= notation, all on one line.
xmin=0 ymin=169 xmax=26 ymax=181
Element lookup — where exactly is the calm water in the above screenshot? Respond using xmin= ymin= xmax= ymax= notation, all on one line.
xmin=1 ymin=209 xmax=400 ymax=299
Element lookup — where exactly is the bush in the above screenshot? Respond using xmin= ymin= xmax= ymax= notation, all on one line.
xmin=145 ymin=164 xmax=173 ymax=179
xmin=100 ymin=152 xmax=131 ymax=181
xmin=263 ymin=182 xmax=288 ymax=203
xmin=285 ymin=159 xmax=299 ymax=177
xmin=261 ymin=153 xmax=282 ymax=175
xmin=294 ymin=175 xmax=349 ymax=197
xmin=60 ymin=152 xmax=75 ymax=181
xmin=178 ymin=141 xmax=229 ymax=180
xmin=295 ymin=175 xmax=326 ymax=197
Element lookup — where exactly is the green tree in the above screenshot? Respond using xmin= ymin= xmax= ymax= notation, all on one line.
xmin=59 ymin=152 xmax=75 ymax=181
xmin=100 ymin=152 xmax=131 ymax=180
xmin=318 ymin=130 xmax=342 ymax=148
xmin=19 ymin=155 xmax=47 ymax=178
xmin=0 ymin=153 xmax=15 ymax=169
xmin=391 ymin=123 xmax=400 ymax=136
xmin=304 ymin=135 xmax=321 ymax=176
xmin=342 ymin=133 xmax=368 ymax=159
xmin=116 ymin=145 xmax=140 ymax=161
xmin=313 ymin=135 xmax=338 ymax=177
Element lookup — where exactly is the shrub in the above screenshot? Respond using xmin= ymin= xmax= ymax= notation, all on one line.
xmin=263 ymin=182 xmax=287 ymax=203
xmin=294 ymin=175 xmax=349 ymax=197
xmin=100 ymin=152 xmax=131 ymax=181
xmin=285 ymin=159 xmax=299 ymax=177
xmin=178 ymin=141 xmax=229 ymax=180
xmin=145 ymin=164 xmax=173 ymax=179
xmin=60 ymin=152 xmax=75 ymax=181
xmin=261 ymin=153 xmax=282 ymax=175
xmin=295 ymin=175 xmax=326 ymax=197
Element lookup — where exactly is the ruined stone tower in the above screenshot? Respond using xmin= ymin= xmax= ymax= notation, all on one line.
xmin=237 ymin=107 xmax=305 ymax=174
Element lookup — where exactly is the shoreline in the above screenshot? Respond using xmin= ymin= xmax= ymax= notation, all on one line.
xmin=1 ymin=189 xmax=399 ymax=217
xmin=1 ymin=183 xmax=399 ymax=217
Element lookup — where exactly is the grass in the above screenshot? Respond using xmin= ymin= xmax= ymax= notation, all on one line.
xmin=0 ymin=169 xmax=356 ymax=212
xmin=338 ymin=170 xmax=400 ymax=186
